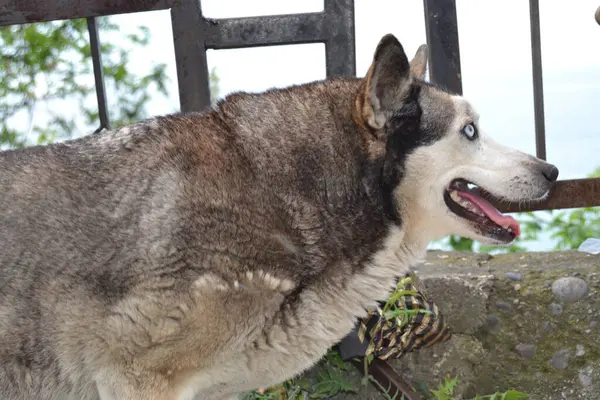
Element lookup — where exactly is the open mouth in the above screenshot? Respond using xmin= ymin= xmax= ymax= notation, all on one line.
xmin=443 ymin=179 xmax=520 ymax=243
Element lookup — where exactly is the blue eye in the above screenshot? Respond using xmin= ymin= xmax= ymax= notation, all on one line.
xmin=461 ymin=123 xmax=477 ymax=140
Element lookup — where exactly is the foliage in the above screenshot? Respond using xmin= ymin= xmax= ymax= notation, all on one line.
xmin=309 ymin=352 xmax=357 ymax=399
xmin=242 ymin=355 xmax=531 ymax=400
xmin=0 ymin=17 xmax=169 ymax=148
xmin=430 ymin=375 xmax=459 ymax=400
xmin=441 ymin=166 xmax=600 ymax=253
xmin=381 ymin=276 xmax=431 ymax=324
xmin=240 ymin=349 xmax=356 ymax=400
xmin=431 ymin=375 xmax=529 ymax=400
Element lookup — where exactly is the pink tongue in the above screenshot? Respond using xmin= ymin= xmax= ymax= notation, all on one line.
xmin=457 ymin=190 xmax=521 ymax=237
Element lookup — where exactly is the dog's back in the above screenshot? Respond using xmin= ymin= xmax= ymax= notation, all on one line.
xmin=0 ymin=78 xmax=380 ymax=399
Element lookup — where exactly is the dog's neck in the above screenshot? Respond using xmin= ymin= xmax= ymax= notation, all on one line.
xmin=395 ymin=198 xmax=443 ymax=254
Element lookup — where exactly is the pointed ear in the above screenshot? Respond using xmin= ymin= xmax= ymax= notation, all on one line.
xmin=357 ymin=34 xmax=412 ymax=132
xmin=409 ymin=44 xmax=428 ymax=79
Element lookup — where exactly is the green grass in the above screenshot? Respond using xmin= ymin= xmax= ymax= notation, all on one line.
xmin=430 ymin=375 xmax=529 ymax=400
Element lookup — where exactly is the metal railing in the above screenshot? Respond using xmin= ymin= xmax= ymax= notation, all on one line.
xmin=170 ymin=0 xmax=356 ymax=112
xmin=2 ymin=1 xmax=600 ymax=399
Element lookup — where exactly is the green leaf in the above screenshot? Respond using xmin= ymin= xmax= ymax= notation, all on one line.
xmin=502 ymin=390 xmax=529 ymax=400
xmin=1 ymin=17 xmax=215 ymax=149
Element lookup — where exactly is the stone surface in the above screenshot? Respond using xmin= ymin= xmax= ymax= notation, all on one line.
xmin=392 ymin=334 xmax=486 ymax=399
xmin=515 ymin=343 xmax=537 ymax=360
xmin=549 ymin=303 xmax=564 ymax=316
xmin=550 ymin=349 xmax=570 ymax=370
xmin=552 ymin=277 xmax=589 ymax=302
xmin=483 ymin=314 xmax=500 ymax=331
xmin=495 ymin=300 xmax=513 ymax=312
xmin=579 ymin=366 xmax=594 ymax=388
xmin=505 ymin=272 xmax=523 ymax=281
xmin=300 ymin=251 xmax=600 ymax=400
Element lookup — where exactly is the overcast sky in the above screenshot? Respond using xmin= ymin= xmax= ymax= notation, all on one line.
xmin=81 ymin=1 xmax=600 ymax=250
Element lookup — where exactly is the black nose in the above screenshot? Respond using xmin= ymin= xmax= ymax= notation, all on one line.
xmin=542 ymin=164 xmax=559 ymax=182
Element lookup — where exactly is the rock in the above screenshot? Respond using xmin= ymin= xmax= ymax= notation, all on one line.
xmin=579 ymin=366 xmax=594 ymax=388
xmin=541 ymin=320 xmax=551 ymax=332
xmin=515 ymin=343 xmax=536 ymax=359
xmin=495 ymin=301 xmax=513 ymax=312
xmin=552 ymin=277 xmax=589 ymax=302
xmin=550 ymin=349 xmax=570 ymax=370
xmin=576 ymin=345 xmax=585 ymax=357
xmin=484 ymin=315 xmax=500 ymax=331
xmin=505 ymin=272 xmax=522 ymax=281
xmin=414 ymin=269 xmax=492 ymax=334
xmin=591 ymin=320 xmax=598 ymax=329
xmin=549 ymin=303 xmax=564 ymax=316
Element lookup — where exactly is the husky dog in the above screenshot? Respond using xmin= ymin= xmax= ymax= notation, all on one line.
xmin=0 ymin=34 xmax=558 ymax=400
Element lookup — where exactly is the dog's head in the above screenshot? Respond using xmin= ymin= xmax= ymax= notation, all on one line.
xmin=356 ymin=34 xmax=558 ymax=245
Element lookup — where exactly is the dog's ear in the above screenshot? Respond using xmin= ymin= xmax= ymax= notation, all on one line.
xmin=356 ymin=34 xmax=412 ymax=133
xmin=409 ymin=44 xmax=428 ymax=79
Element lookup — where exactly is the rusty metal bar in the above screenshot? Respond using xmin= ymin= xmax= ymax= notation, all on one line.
xmin=0 ymin=0 xmax=175 ymax=26
xmin=351 ymin=358 xmax=422 ymax=400
xmin=87 ymin=17 xmax=110 ymax=132
xmin=489 ymin=178 xmax=600 ymax=213
xmin=528 ymin=0 xmax=547 ymax=160
xmin=423 ymin=0 xmax=462 ymax=95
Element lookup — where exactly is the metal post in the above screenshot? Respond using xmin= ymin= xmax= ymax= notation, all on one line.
xmin=87 ymin=17 xmax=110 ymax=132
xmin=423 ymin=0 xmax=462 ymax=95
xmin=529 ymin=0 xmax=547 ymax=160
xmin=171 ymin=0 xmax=212 ymax=113
xmin=324 ymin=0 xmax=356 ymax=77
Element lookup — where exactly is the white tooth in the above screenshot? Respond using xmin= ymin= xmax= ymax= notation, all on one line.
xmin=501 ymin=224 xmax=510 ymax=230
xmin=467 ymin=204 xmax=482 ymax=216
xmin=450 ymin=190 xmax=460 ymax=202
xmin=508 ymin=227 xmax=513 ymax=232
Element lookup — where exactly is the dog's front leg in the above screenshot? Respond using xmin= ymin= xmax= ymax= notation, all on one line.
xmin=95 ymin=370 xmax=176 ymax=400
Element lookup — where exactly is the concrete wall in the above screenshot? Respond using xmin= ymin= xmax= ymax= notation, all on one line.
xmin=332 ymin=250 xmax=600 ymax=400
